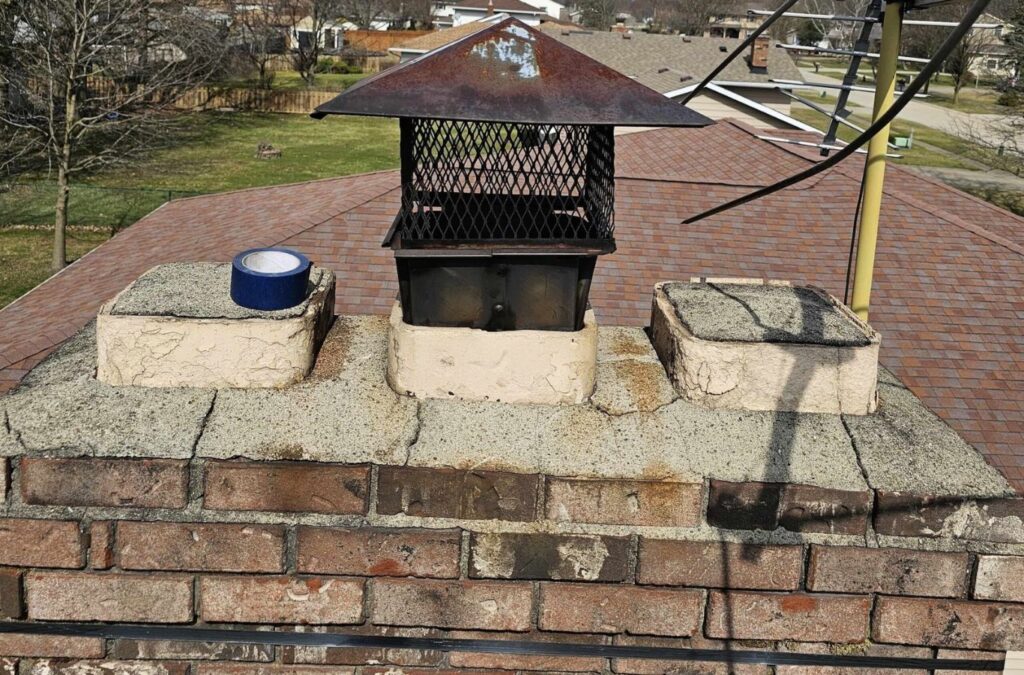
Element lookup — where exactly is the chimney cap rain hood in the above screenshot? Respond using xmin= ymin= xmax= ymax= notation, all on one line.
xmin=310 ymin=18 xmax=712 ymax=128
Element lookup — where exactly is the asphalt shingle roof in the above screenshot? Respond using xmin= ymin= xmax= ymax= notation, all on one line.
xmin=1 ymin=121 xmax=1021 ymax=492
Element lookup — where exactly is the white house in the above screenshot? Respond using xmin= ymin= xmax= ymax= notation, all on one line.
xmin=433 ymin=0 xmax=547 ymax=27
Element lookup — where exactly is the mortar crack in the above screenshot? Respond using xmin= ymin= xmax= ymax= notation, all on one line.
xmin=841 ymin=413 xmax=879 ymax=547
xmin=190 ymin=390 xmax=218 ymax=458
xmin=403 ymin=400 xmax=424 ymax=465
xmin=2 ymin=407 xmax=27 ymax=453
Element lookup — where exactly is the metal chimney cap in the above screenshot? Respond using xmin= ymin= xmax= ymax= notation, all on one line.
xmin=310 ymin=18 xmax=712 ymax=128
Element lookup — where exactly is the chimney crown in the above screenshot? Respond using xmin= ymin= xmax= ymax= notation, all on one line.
xmin=750 ymin=35 xmax=770 ymax=73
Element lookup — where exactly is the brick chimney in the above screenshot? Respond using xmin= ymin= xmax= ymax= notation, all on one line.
xmin=750 ymin=35 xmax=770 ymax=73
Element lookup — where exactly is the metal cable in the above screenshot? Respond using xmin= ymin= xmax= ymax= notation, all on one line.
xmin=0 ymin=622 xmax=1005 ymax=670
xmin=681 ymin=0 xmax=993 ymax=224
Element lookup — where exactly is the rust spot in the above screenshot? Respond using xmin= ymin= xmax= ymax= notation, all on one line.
xmin=612 ymin=360 xmax=668 ymax=412
xmin=780 ymin=596 xmax=818 ymax=613
xmin=611 ymin=332 xmax=652 ymax=357
xmin=305 ymin=578 xmax=324 ymax=592
xmin=370 ymin=558 xmax=405 ymax=576
xmin=640 ymin=459 xmax=682 ymax=481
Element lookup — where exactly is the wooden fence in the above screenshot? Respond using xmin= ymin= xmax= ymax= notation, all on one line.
xmin=344 ymin=29 xmax=432 ymax=52
xmin=173 ymin=86 xmax=338 ymax=114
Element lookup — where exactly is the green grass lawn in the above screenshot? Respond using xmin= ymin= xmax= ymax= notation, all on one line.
xmin=269 ymin=71 xmax=370 ymax=91
xmin=0 ymin=111 xmax=399 ymax=308
xmin=789 ymin=107 xmax=981 ymax=169
xmin=0 ymin=226 xmax=110 ymax=307
xmin=0 ymin=112 xmax=399 ymax=229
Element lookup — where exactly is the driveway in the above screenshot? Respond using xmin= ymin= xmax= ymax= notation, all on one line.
xmin=797 ymin=67 xmax=1021 ymax=150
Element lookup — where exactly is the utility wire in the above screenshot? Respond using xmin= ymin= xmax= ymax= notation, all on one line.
xmin=679 ymin=0 xmax=803 ymax=105
xmin=681 ymin=0 xmax=993 ymax=224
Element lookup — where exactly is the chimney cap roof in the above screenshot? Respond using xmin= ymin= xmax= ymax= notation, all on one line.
xmin=311 ymin=18 xmax=712 ymax=127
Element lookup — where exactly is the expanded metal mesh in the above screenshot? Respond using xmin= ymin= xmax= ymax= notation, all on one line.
xmin=393 ymin=118 xmax=614 ymax=245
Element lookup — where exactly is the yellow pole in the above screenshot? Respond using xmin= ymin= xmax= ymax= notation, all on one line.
xmin=850 ymin=0 xmax=903 ymax=323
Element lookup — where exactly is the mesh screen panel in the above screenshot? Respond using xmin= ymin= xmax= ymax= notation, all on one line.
xmin=393 ymin=118 xmax=614 ymax=246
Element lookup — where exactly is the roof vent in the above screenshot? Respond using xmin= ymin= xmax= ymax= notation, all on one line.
xmin=657 ymin=67 xmax=669 ymax=73
xmin=622 ymin=31 xmax=632 ymax=39
xmin=719 ymin=45 xmax=728 ymax=52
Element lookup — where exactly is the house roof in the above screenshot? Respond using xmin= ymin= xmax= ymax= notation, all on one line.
xmin=1 ymin=121 xmax=1022 ymax=492
xmin=536 ymin=25 xmax=803 ymax=93
xmin=312 ymin=18 xmax=712 ymax=127
xmin=392 ymin=19 xmax=500 ymax=52
xmin=451 ymin=0 xmax=546 ymax=13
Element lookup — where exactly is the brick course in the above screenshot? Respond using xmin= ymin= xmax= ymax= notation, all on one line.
xmin=0 ymin=569 xmax=20 ymax=619
xmin=539 ymin=583 xmax=704 ymax=636
xmin=873 ymin=596 xmax=1024 ymax=649
xmin=974 ymin=555 xmax=1024 ymax=602
xmin=470 ymin=533 xmax=630 ymax=582
xmin=204 ymin=461 xmax=368 ymax=514
xmin=638 ymin=540 xmax=803 ymax=590
xmin=377 ymin=466 xmax=538 ymax=521
xmin=705 ymin=591 xmax=871 ymax=643
xmin=371 ymin=579 xmax=533 ymax=631
xmin=807 ymin=546 xmax=970 ymax=597
xmin=200 ymin=575 xmax=365 ymax=624
xmin=88 ymin=521 xmax=114 ymax=570
xmin=0 ymin=635 xmax=105 ymax=658
xmin=545 ymin=478 xmax=702 ymax=527
xmin=707 ymin=481 xmax=871 ymax=534
xmin=874 ymin=493 xmax=1024 ymax=542
xmin=25 ymin=571 xmax=193 ymax=622
xmin=117 ymin=521 xmax=285 ymax=572
xmin=297 ymin=527 xmax=461 ymax=578
xmin=22 ymin=661 xmax=190 ymax=675
xmin=0 ymin=518 xmax=83 ymax=568
xmin=20 ymin=457 xmax=188 ymax=508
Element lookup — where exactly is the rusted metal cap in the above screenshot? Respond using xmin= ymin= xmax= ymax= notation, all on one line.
xmin=311 ymin=18 xmax=712 ymax=127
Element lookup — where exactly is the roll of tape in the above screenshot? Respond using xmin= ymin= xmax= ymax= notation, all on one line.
xmin=230 ymin=248 xmax=312 ymax=311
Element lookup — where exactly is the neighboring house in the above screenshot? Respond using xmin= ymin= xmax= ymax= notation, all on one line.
xmin=538 ymin=26 xmax=810 ymax=130
xmin=390 ymin=15 xmax=508 ymax=60
xmin=2 ymin=120 xmax=1022 ymax=491
xmin=704 ymin=0 xmax=768 ymax=39
xmin=973 ymin=13 xmax=1017 ymax=80
xmin=433 ymin=0 xmax=547 ymax=27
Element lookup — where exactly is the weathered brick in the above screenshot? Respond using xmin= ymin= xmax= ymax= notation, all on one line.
xmin=638 ymin=539 xmax=803 ymax=590
xmin=22 ymin=661 xmax=190 ymax=675
xmin=545 ymin=478 xmax=702 ymax=527
xmin=204 ymin=461 xmax=368 ymax=514
xmin=118 ymin=521 xmax=284 ymax=572
xmin=807 ymin=545 xmax=970 ymax=597
xmin=0 ymin=635 xmax=105 ymax=658
xmin=201 ymin=575 xmax=365 ymax=624
xmin=777 ymin=484 xmax=872 ymax=535
xmin=371 ymin=578 xmax=532 ymax=631
xmin=448 ymin=630 xmax=607 ymax=672
xmin=0 ymin=518 xmax=83 ymax=568
xmin=774 ymin=643 xmax=932 ymax=675
xmin=936 ymin=649 xmax=1006 ymax=675
xmin=377 ymin=466 xmax=539 ymax=521
xmin=26 ymin=571 xmax=193 ymax=623
xmin=611 ymin=634 xmax=771 ymax=675
xmin=297 ymin=527 xmax=460 ymax=578
xmin=873 ymin=596 xmax=1024 ymax=649
xmin=89 ymin=521 xmax=114 ymax=570
xmin=111 ymin=639 xmax=273 ymax=662
xmin=1 ymin=458 xmax=7 ymax=504
xmin=539 ymin=583 xmax=704 ymax=636
xmin=1 ymin=658 xmax=12 ymax=675
xmin=706 ymin=591 xmax=871 ymax=643
xmin=706 ymin=481 xmax=782 ymax=530
xmin=470 ymin=533 xmax=629 ymax=582
xmin=20 ymin=457 xmax=188 ymax=508
xmin=974 ymin=555 xmax=1024 ymax=602
xmin=874 ymin=493 xmax=1024 ymax=543
xmin=363 ymin=670 xmax=512 ymax=675
xmin=197 ymin=666 xmax=357 ymax=675
xmin=284 ymin=626 xmax=444 ymax=667
xmin=0 ymin=569 xmax=21 ymax=619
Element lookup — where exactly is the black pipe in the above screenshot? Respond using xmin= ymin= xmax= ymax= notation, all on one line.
xmin=0 ymin=622 xmax=1005 ymax=670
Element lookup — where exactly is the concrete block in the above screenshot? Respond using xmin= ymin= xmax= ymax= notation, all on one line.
xmin=96 ymin=263 xmax=335 ymax=388
xmin=386 ymin=301 xmax=597 ymax=405
xmin=650 ymin=280 xmax=880 ymax=415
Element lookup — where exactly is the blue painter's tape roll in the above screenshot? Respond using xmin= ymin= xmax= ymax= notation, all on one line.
xmin=230 ymin=248 xmax=312 ymax=311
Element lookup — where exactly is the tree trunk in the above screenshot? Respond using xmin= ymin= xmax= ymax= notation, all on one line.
xmin=53 ymin=164 xmax=69 ymax=272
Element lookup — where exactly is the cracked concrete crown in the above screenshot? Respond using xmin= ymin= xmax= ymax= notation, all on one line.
xmin=0 ymin=315 xmax=1011 ymax=497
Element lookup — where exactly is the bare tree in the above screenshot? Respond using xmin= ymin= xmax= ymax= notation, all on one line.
xmin=285 ymin=0 xmax=343 ymax=86
xmin=659 ymin=0 xmax=711 ymax=35
xmin=0 ymin=0 xmax=224 ymax=271
xmin=229 ymin=0 xmax=289 ymax=89
xmin=946 ymin=25 xmax=987 ymax=103
xmin=337 ymin=0 xmax=396 ymax=29
xmin=578 ymin=0 xmax=618 ymax=30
